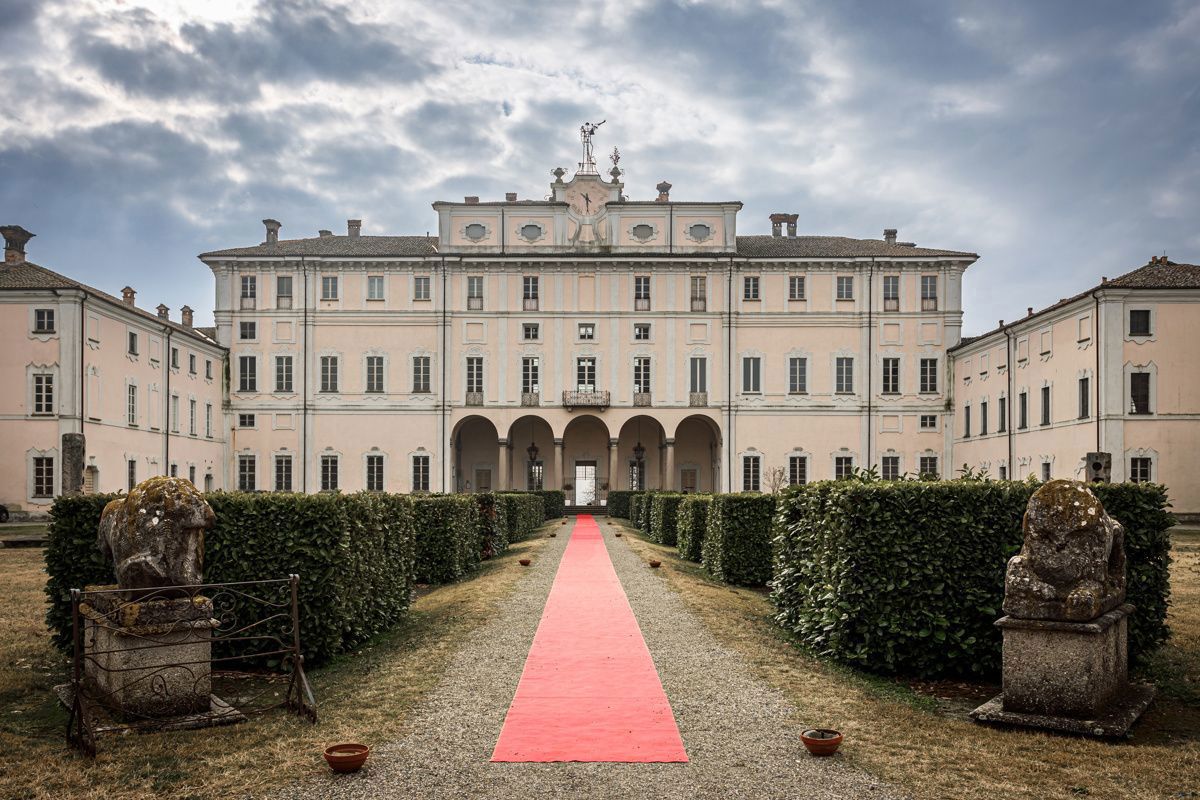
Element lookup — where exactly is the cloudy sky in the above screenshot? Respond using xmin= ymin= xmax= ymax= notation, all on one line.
xmin=2 ymin=0 xmax=1198 ymax=332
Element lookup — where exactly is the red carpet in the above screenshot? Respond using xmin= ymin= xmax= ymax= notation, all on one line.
xmin=491 ymin=514 xmax=688 ymax=763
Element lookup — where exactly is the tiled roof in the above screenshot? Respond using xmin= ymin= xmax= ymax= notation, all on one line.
xmin=200 ymin=233 xmax=976 ymax=259
xmin=0 ymin=260 xmax=222 ymax=348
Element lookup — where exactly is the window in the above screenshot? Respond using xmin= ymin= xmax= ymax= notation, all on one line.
xmin=523 ymin=276 xmax=539 ymax=309
xmin=33 ymin=374 xmax=54 ymax=415
xmin=275 ymin=455 xmax=292 ymax=492
xmin=322 ymin=275 xmax=339 ymax=300
xmin=276 ymin=275 xmax=293 ymax=308
xmin=366 ymin=356 xmax=384 ymax=393
xmin=920 ymin=414 xmax=937 ymax=429
xmin=189 ymin=353 xmax=196 ymax=374
xmin=882 ymin=456 xmax=900 ymax=480
xmin=127 ymin=459 xmax=137 ymax=491
xmin=999 ymin=465 xmax=1007 ymax=480
xmin=367 ymin=275 xmax=385 ymax=300
xmin=1130 ymin=457 xmax=1152 ymax=483
xmin=576 ymin=357 xmax=596 ymax=391
xmin=1128 ymin=309 xmax=1151 ymax=336
xmin=634 ymin=357 xmax=652 ymax=394
xmin=238 ymin=455 xmax=255 ymax=492
xmin=690 ymin=275 xmax=707 ymax=310
xmin=238 ymin=355 xmax=257 ymax=392
xmin=634 ymin=323 xmax=651 ymax=341
xmin=980 ymin=400 xmax=989 ymax=435
xmin=205 ymin=360 xmax=212 ymax=380
xmin=127 ymin=331 xmax=138 ymax=355
xmin=882 ymin=358 xmax=899 ymax=394
xmin=170 ymin=463 xmax=178 ymax=478
xmin=835 ymin=357 xmax=854 ymax=394
xmin=578 ymin=323 xmax=595 ymax=340
xmin=170 ymin=347 xmax=179 ymax=369
xmin=1079 ymin=377 xmax=1090 ymax=419
xmin=998 ymin=397 xmax=1007 ymax=432
xmin=1130 ymin=372 xmax=1151 ymax=414
xmin=1041 ymin=462 xmax=1051 ymax=481
xmin=1041 ymin=385 xmax=1051 ymax=426
xmin=835 ymin=456 xmax=854 ymax=480
xmin=836 ymin=275 xmax=854 ymax=300
xmin=412 ymin=356 xmax=431 ymax=393
xmin=919 ymin=358 xmax=938 ymax=393
xmin=629 ymin=460 xmax=645 ymax=491
xmin=742 ymin=356 xmax=761 ymax=393
xmin=189 ymin=465 xmax=196 ymax=485
xmin=465 ymin=223 xmax=487 ymax=241
xmin=743 ymin=276 xmax=760 ymax=300
xmin=883 ymin=275 xmax=900 ymax=311
xmin=466 ymin=357 xmax=483 ymax=393
xmin=921 ymin=275 xmax=938 ymax=310
xmin=127 ymin=385 xmax=137 ymax=426
xmin=789 ymin=275 xmax=806 ymax=301
xmin=1018 ymin=391 xmax=1028 ymax=429
xmin=467 ymin=276 xmax=483 ymax=309
xmin=789 ymin=357 xmax=807 ymax=394
xmin=634 ymin=275 xmax=651 ymax=310
xmin=241 ymin=275 xmax=257 ymax=301
xmin=522 ymin=357 xmax=540 ymax=394
xmin=522 ymin=323 xmax=539 ymax=341
xmin=964 ymin=404 xmax=972 ymax=437
xmin=690 ymin=357 xmax=707 ymax=394
xmin=34 ymin=309 xmax=55 ymax=333
xmin=919 ymin=456 xmax=939 ymax=478
xmin=205 ymin=403 xmax=212 ymax=437
xmin=788 ymin=455 xmax=807 ymax=486
xmin=413 ymin=275 xmax=431 ymax=301
xmin=33 ymin=456 xmax=53 ymax=497
xmin=412 ymin=454 xmax=430 ymax=492
xmin=742 ymin=455 xmax=761 ymax=491
xmin=239 ymin=321 xmax=256 ymax=340
xmin=189 ymin=399 xmax=196 ymax=435
xmin=275 ymin=355 xmax=294 ymax=393
xmin=320 ymin=455 xmax=339 ymax=491
xmin=238 ymin=413 xmax=256 ymax=428
xmin=527 ymin=461 xmax=544 ymax=491
xmin=366 ymin=454 xmax=384 ymax=492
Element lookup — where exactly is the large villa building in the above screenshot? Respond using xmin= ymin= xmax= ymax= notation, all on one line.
xmin=3 ymin=129 xmax=1198 ymax=516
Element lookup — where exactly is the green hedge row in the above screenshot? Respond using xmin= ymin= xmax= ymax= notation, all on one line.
xmin=497 ymin=492 xmax=547 ymax=541
xmin=413 ymin=494 xmax=481 ymax=584
xmin=676 ymin=495 xmax=712 ymax=562
xmin=606 ymin=490 xmax=638 ymax=519
xmin=475 ymin=493 xmax=511 ymax=558
xmin=771 ymin=480 xmax=1174 ymax=678
xmin=702 ymin=493 xmax=777 ymax=585
xmin=649 ymin=493 xmax=685 ymax=546
xmin=45 ymin=491 xmax=418 ymax=666
xmin=629 ymin=493 xmax=648 ymax=528
xmin=535 ymin=489 xmax=567 ymax=520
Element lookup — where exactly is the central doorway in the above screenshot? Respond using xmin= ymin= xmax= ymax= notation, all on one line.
xmin=575 ymin=461 xmax=597 ymax=505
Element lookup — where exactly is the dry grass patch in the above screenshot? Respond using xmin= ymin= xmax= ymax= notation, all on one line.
xmin=0 ymin=527 xmax=555 ymax=800
xmin=618 ymin=521 xmax=1200 ymax=800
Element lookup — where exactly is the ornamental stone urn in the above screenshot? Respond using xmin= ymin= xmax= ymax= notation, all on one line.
xmin=971 ymin=480 xmax=1155 ymax=737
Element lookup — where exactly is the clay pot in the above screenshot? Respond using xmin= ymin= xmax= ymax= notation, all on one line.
xmin=615 ymin=532 xmax=623 ymax=537
xmin=519 ymin=558 xmax=532 ymax=566
xmin=324 ymin=743 xmax=369 ymax=773
xmin=649 ymin=560 xmax=661 ymax=569
xmin=800 ymin=729 xmax=843 ymax=757
xmin=549 ymin=532 xmax=557 ymax=538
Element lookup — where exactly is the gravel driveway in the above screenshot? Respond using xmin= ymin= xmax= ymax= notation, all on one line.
xmin=284 ymin=519 xmax=904 ymax=800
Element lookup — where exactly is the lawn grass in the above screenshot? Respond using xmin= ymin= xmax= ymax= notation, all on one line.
xmin=615 ymin=518 xmax=1200 ymax=800
xmin=0 ymin=525 xmax=555 ymax=800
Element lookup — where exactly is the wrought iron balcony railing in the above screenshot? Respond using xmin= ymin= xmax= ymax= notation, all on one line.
xmin=465 ymin=391 xmax=483 ymax=406
xmin=689 ymin=391 xmax=708 ymax=407
xmin=633 ymin=392 xmax=652 ymax=407
xmin=521 ymin=392 xmax=540 ymax=407
xmin=884 ymin=298 xmax=899 ymax=311
xmin=467 ymin=296 xmax=483 ymax=310
xmin=691 ymin=296 xmax=707 ymax=311
xmin=635 ymin=298 xmax=651 ymax=311
xmin=922 ymin=298 xmax=938 ymax=311
xmin=523 ymin=298 xmax=539 ymax=311
xmin=562 ymin=390 xmax=609 ymax=409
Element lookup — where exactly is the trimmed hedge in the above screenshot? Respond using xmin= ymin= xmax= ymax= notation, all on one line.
xmin=629 ymin=494 xmax=647 ymax=529
xmin=475 ymin=493 xmax=511 ymax=558
xmin=649 ymin=493 xmax=685 ymax=546
xmin=772 ymin=480 xmax=1174 ymax=678
xmin=535 ymin=489 xmax=567 ymax=520
xmin=606 ymin=490 xmax=638 ymax=519
xmin=413 ymin=494 xmax=481 ymax=584
xmin=498 ymin=492 xmax=546 ymax=541
xmin=45 ymin=491 xmax=418 ymax=666
xmin=676 ymin=495 xmax=712 ymax=562
xmin=702 ymin=493 xmax=777 ymax=585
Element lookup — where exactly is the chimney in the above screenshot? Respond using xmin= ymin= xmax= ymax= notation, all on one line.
xmin=464 ymin=196 xmax=480 ymax=205
xmin=1101 ymin=276 xmax=1108 ymax=284
xmin=655 ymin=181 xmax=672 ymax=202
xmin=347 ymin=219 xmax=362 ymax=237
xmin=262 ymin=218 xmax=281 ymax=244
xmin=785 ymin=213 xmax=798 ymax=238
xmin=156 ymin=303 xmax=169 ymax=320
xmin=1027 ymin=306 xmax=1034 ymax=317
xmin=769 ymin=213 xmax=788 ymax=237
xmin=318 ymin=229 xmax=332 ymax=238
xmin=181 ymin=305 xmax=194 ymax=328
xmin=999 ymin=319 xmax=1005 ymax=327
xmin=883 ymin=228 xmax=898 ymax=245
xmin=122 ymin=286 xmax=136 ymax=306
xmin=505 ymin=192 xmax=518 ymax=202
xmin=1 ymin=225 xmax=34 ymax=265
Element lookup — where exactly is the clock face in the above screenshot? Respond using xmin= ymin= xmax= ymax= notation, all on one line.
xmin=566 ymin=178 xmax=607 ymax=217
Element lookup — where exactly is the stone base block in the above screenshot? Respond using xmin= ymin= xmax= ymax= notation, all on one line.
xmin=56 ymin=683 xmax=245 ymax=733
xmin=970 ymin=683 xmax=1156 ymax=738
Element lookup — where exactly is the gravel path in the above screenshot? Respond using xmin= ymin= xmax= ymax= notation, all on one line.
xmin=284 ymin=519 xmax=904 ymax=800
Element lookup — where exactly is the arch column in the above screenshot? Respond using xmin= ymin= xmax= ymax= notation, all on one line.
xmin=608 ymin=438 xmax=619 ymax=494
xmin=552 ymin=438 xmax=564 ymax=490
xmin=664 ymin=438 xmax=676 ymax=491
xmin=497 ymin=438 xmax=509 ymax=491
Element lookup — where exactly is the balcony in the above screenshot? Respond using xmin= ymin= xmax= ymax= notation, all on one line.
xmin=468 ymin=296 xmax=483 ymax=311
xmin=691 ymin=296 xmax=707 ymax=311
xmin=465 ymin=391 xmax=483 ymax=407
xmin=635 ymin=298 xmax=650 ymax=311
xmin=562 ymin=390 xmax=610 ymax=409
xmin=240 ymin=296 xmax=255 ymax=310
xmin=633 ymin=392 xmax=652 ymax=407
xmin=689 ymin=391 xmax=707 ymax=407
xmin=521 ymin=391 xmax=540 ymax=407
xmin=276 ymin=296 xmax=293 ymax=309
xmin=523 ymin=298 xmax=539 ymax=311
xmin=922 ymin=298 xmax=938 ymax=311
xmin=884 ymin=298 xmax=899 ymax=312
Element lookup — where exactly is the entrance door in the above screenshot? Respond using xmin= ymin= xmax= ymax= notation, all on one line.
xmin=475 ymin=468 xmax=492 ymax=493
xmin=83 ymin=465 xmax=98 ymax=494
xmin=681 ymin=468 xmax=698 ymax=494
xmin=575 ymin=461 xmax=597 ymax=505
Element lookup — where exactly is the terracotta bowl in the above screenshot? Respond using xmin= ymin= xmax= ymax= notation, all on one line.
xmin=323 ymin=743 xmax=370 ymax=773
xmin=800 ymin=728 xmax=843 ymax=757
xmin=649 ymin=560 xmax=661 ymax=569
xmin=615 ymin=532 xmax=623 ymax=537
xmin=549 ymin=532 xmax=557 ymax=537
xmin=519 ymin=558 xmax=532 ymax=566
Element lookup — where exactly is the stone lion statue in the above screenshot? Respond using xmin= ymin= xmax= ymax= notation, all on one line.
xmin=98 ymin=476 xmax=215 ymax=590
xmin=1003 ymin=479 xmax=1126 ymax=622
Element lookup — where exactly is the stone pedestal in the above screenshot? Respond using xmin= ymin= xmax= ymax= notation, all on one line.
xmin=971 ymin=604 xmax=1155 ymax=737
